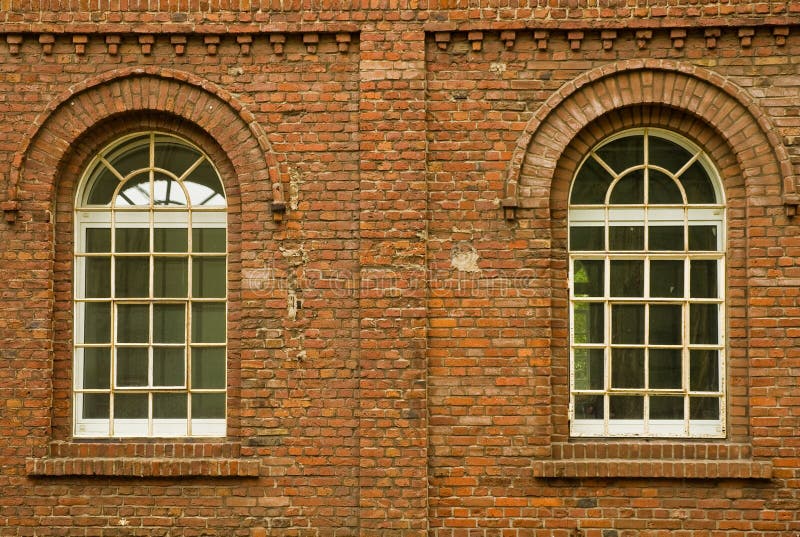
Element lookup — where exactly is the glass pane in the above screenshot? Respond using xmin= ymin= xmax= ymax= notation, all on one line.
xmin=611 ymin=348 xmax=644 ymax=388
xmin=82 ymin=347 xmax=110 ymax=389
xmin=115 ymin=228 xmax=149 ymax=252
xmin=107 ymin=136 xmax=149 ymax=178
xmin=609 ymin=226 xmax=643 ymax=250
xmin=153 ymin=174 xmax=187 ymax=206
xmin=573 ymin=260 xmax=604 ymax=297
xmin=115 ymin=257 xmax=149 ymax=298
xmin=690 ymin=397 xmax=719 ymax=420
xmin=82 ymin=393 xmax=110 ymax=419
xmin=648 ymin=136 xmax=693 ymax=174
xmin=649 ymin=349 xmax=682 ymax=389
xmin=649 ymin=304 xmax=682 ymax=345
xmin=610 ymin=260 xmax=643 ymax=297
xmin=114 ymin=393 xmax=148 ymax=419
xmin=690 ymin=350 xmax=719 ymax=391
xmin=154 ymin=228 xmax=188 ymax=252
xmin=154 ymin=258 xmax=188 ymax=298
xmin=650 ymin=396 xmax=684 ymax=420
xmin=609 ymin=396 xmax=643 ymax=419
xmin=86 ymin=228 xmax=111 ymax=252
xmin=116 ymin=347 xmax=148 ymax=386
xmin=688 ymin=225 xmax=718 ymax=251
xmin=192 ymin=393 xmax=226 ymax=419
xmin=596 ymin=135 xmax=643 ymax=175
xmin=153 ymin=393 xmax=188 ymax=419
xmin=648 ymin=226 xmax=684 ymax=251
xmin=573 ymin=302 xmax=604 ymax=344
xmin=153 ymin=347 xmax=186 ymax=386
xmin=83 ymin=302 xmax=111 ymax=344
xmin=574 ymin=395 xmax=603 ymax=419
xmin=115 ymin=174 xmax=150 ymax=206
xmin=690 ymin=260 xmax=717 ymax=298
xmin=192 ymin=228 xmax=226 ymax=253
xmin=117 ymin=304 xmax=149 ymax=343
xmin=609 ymin=170 xmax=644 ymax=204
xmin=184 ymin=161 xmax=225 ymax=206
xmin=192 ymin=257 xmax=226 ymax=298
xmin=612 ymin=304 xmax=644 ymax=344
xmin=680 ymin=161 xmax=717 ymax=204
xmin=650 ymin=260 xmax=683 ymax=298
xmin=570 ymin=156 xmax=614 ymax=204
xmin=192 ymin=347 xmax=227 ymax=389
xmin=85 ymin=258 xmax=111 ymax=298
xmin=154 ymin=140 xmax=201 ymax=177
xmin=86 ymin=166 xmax=119 ymax=205
xmin=191 ymin=302 xmax=226 ymax=343
xmin=153 ymin=304 xmax=185 ymax=344
xmin=648 ymin=170 xmax=683 ymax=204
xmin=690 ymin=304 xmax=718 ymax=345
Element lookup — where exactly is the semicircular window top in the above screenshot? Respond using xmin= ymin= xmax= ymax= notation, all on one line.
xmin=74 ymin=133 xmax=227 ymax=438
xmin=568 ymin=128 xmax=725 ymax=438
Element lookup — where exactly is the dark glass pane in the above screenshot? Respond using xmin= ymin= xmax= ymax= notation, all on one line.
xmin=648 ymin=136 xmax=693 ymax=174
xmin=610 ymin=396 xmax=643 ymax=419
xmin=690 ymin=350 xmax=719 ymax=391
xmin=192 ymin=228 xmax=226 ymax=253
xmin=184 ymin=161 xmax=225 ymax=206
xmin=690 ymin=304 xmax=718 ymax=345
xmin=690 ymin=260 xmax=717 ymax=298
xmin=573 ymin=260 xmax=604 ymax=297
xmin=153 ymin=393 xmax=188 ymax=419
xmin=191 ymin=302 xmax=226 ymax=343
xmin=86 ymin=228 xmax=111 ymax=252
xmin=114 ymin=393 xmax=148 ymax=419
xmin=689 ymin=225 xmax=718 ymax=251
xmin=609 ymin=226 xmax=643 ymax=250
xmin=690 ymin=397 xmax=719 ymax=420
xmin=153 ymin=347 xmax=185 ymax=386
xmin=611 ymin=348 xmax=644 ymax=388
xmin=82 ymin=393 xmax=110 ymax=419
xmin=611 ymin=304 xmax=644 ymax=344
xmin=570 ymin=156 xmax=615 ymax=204
xmin=609 ymin=170 xmax=644 ymax=204
xmin=85 ymin=258 xmax=111 ymax=298
xmin=116 ymin=347 xmax=148 ymax=386
xmin=680 ymin=161 xmax=717 ymax=204
xmin=153 ymin=304 xmax=185 ymax=344
xmin=650 ymin=260 xmax=684 ymax=298
xmin=115 ymin=228 xmax=149 ymax=252
xmin=86 ymin=166 xmax=119 ymax=205
xmin=648 ymin=226 xmax=684 ymax=251
xmin=115 ymin=173 xmax=150 ymax=206
xmin=192 ymin=393 xmax=225 ymax=419
xmin=84 ymin=302 xmax=111 ymax=344
xmin=107 ymin=136 xmax=149 ymax=178
xmin=154 ymin=140 xmax=201 ymax=177
xmin=648 ymin=170 xmax=683 ymax=204
xmin=573 ymin=302 xmax=604 ymax=344
xmin=117 ymin=304 xmax=149 ymax=343
xmin=574 ymin=395 xmax=604 ymax=419
xmin=649 ymin=304 xmax=682 ymax=345
xmin=192 ymin=257 xmax=226 ymax=298
xmin=154 ymin=258 xmax=188 ymax=298
xmin=610 ymin=260 xmax=643 ymax=297
xmin=574 ymin=348 xmax=605 ymax=391
xmin=649 ymin=349 xmax=682 ymax=389
xmin=596 ymin=135 xmax=644 ymax=175
xmin=650 ymin=396 xmax=684 ymax=420
xmin=115 ymin=257 xmax=149 ymax=297
xmin=154 ymin=228 xmax=188 ymax=252
xmin=192 ymin=347 xmax=227 ymax=389
xmin=570 ymin=227 xmax=604 ymax=251
xmin=153 ymin=174 xmax=187 ymax=206
xmin=82 ymin=347 xmax=111 ymax=389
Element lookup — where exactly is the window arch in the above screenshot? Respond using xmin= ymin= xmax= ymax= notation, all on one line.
xmin=74 ymin=132 xmax=227 ymax=438
xmin=568 ymin=128 xmax=725 ymax=438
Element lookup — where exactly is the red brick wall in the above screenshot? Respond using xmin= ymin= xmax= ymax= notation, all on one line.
xmin=0 ymin=3 xmax=799 ymax=536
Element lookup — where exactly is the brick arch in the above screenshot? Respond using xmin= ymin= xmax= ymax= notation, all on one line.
xmin=504 ymin=59 xmax=797 ymax=212
xmin=5 ymin=67 xmax=284 ymax=218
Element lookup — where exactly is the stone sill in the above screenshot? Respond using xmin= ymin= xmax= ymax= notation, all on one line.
xmin=533 ymin=459 xmax=772 ymax=480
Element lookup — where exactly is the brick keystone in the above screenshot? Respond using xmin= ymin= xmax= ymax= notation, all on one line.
xmin=6 ymin=34 xmax=22 ymax=55
xmin=269 ymin=33 xmax=286 ymax=55
xmin=534 ymin=30 xmax=549 ymax=50
xmin=204 ymin=35 xmax=220 ymax=55
xmin=237 ymin=34 xmax=253 ymax=55
xmin=434 ymin=32 xmax=451 ymax=50
xmin=738 ymin=27 xmax=755 ymax=48
xmin=601 ymin=30 xmax=617 ymax=50
xmin=2 ymin=200 xmax=19 ymax=223
xmin=774 ymin=26 xmax=789 ymax=46
xmin=500 ymin=30 xmax=516 ymax=49
xmin=335 ymin=33 xmax=351 ymax=53
xmin=170 ymin=35 xmax=187 ymax=55
xmin=303 ymin=33 xmax=319 ymax=54
xmin=635 ymin=29 xmax=652 ymax=49
xmin=670 ymin=29 xmax=687 ymax=49
xmin=567 ymin=31 xmax=584 ymax=51
xmin=39 ymin=33 xmax=55 ymax=55
xmin=138 ymin=34 xmax=155 ymax=55
xmin=468 ymin=31 xmax=483 ymax=51
xmin=72 ymin=34 xmax=88 ymax=55
xmin=704 ymin=28 xmax=721 ymax=49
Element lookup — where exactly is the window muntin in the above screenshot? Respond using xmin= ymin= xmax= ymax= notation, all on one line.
xmin=74 ymin=133 xmax=227 ymax=438
xmin=568 ymin=129 xmax=725 ymax=438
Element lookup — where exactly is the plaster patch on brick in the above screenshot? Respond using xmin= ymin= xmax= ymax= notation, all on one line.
xmin=451 ymin=242 xmax=481 ymax=273
xmin=288 ymin=167 xmax=302 ymax=211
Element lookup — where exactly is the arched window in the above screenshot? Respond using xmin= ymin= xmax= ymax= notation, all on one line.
xmin=568 ymin=128 xmax=725 ymax=438
xmin=74 ymin=133 xmax=227 ymax=438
